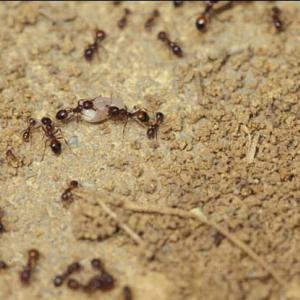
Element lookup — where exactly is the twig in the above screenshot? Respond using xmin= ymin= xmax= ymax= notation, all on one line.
xmin=74 ymin=190 xmax=146 ymax=248
xmin=74 ymin=189 xmax=286 ymax=287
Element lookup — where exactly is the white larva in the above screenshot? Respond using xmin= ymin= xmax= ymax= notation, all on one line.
xmin=81 ymin=97 xmax=125 ymax=123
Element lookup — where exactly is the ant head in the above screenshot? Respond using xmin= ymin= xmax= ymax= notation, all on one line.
xmin=41 ymin=117 xmax=52 ymax=126
xmin=108 ymin=106 xmax=120 ymax=117
xmin=137 ymin=111 xmax=149 ymax=123
xmin=83 ymin=100 xmax=94 ymax=110
xmin=28 ymin=118 xmax=36 ymax=126
xmin=158 ymin=31 xmax=168 ymax=42
xmin=95 ymin=30 xmax=106 ymax=42
xmin=70 ymin=180 xmax=79 ymax=188
xmin=56 ymin=109 xmax=69 ymax=121
xmin=156 ymin=112 xmax=164 ymax=123
xmin=153 ymin=9 xmax=160 ymax=17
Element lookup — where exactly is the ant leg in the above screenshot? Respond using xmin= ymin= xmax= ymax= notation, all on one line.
xmin=122 ymin=116 xmax=129 ymax=137
xmin=56 ymin=128 xmax=75 ymax=155
xmin=40 ymin=139 xmax=49 ymax=162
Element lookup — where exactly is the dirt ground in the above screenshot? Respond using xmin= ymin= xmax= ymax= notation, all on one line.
xmin=0 ymin=1 xmax=300 ymax=300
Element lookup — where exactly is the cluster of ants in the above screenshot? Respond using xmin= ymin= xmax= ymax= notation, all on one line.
xmin=14 ymin=97 xmax=165 ymax=159
xmin=0 ymin=248 xmax=133 ymax=300
xmin=83 ymin=1 xmax=285 ymax=61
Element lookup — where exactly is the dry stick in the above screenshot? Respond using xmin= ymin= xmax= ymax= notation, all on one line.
xmin=122 ymin=202 xmax=286 ymax=287
xmin=74 ymin=189 xmax=286 ymax=286
xmin=74 ymin=190 xmax=146 ymax=248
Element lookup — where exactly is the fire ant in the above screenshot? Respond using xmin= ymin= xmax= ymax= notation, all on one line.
xmin=40 ymin=117 xmax=69 ymax=159
xmin=54 ymin=261 xmax=82 ymax=287
xmin=83 ymin=258 xmax=114 ymax=293
xmin=147 ymin=112 xmax=164 ymax=140
xmin=61 ymin=180 xmax=79 ymax=206
xmin=272 ymin=6 xmax=283 ymax=32
xmin=118 ymin=8 xmax=131 ymax=30
xmin=84 ymin=29 xmax=107 ymax=61
xmin=157 ymin=31 xmax=183 ymax=58
xmin=56 ymin=99 xmax=96 ymax=123
xmin=20 ymin=249 xmax=40 ymax=285
xmin=107 ymin=105 xmax=150 ymax=134
xmin=22 ymin=117 xmax=39 ymax=143
xmin=195 ymin=1 xmax=217 ymax=31
xmin=144 ymin=9 xmax=160 ymax=32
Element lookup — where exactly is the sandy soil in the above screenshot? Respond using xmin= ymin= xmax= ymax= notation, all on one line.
xmin=0 ymin=1 xmax=300 ymax=300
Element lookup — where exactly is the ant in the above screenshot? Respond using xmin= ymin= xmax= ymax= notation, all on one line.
xmin=147 ymin=112 xmax=164 ymax=140
xmin=272 ymin=6 xmax=283 ymax=32
xmin=61 ymin=180 xmax=79 ymax=206
xmin=22 ymin=117 xmax=39 ymax=143
xmin=118 ymin=8 xmax=131 ymax=30
xmin=195 ymin=1 xmax=219 ymax=31
xmin=56 ymin=99 xmax=96 ymax=123
xmin=107 ymin=105 xmax=150 ymax=134
xmin=84 ymin=273 xmax=115 ymax=293
xmin=20 ymin=249 xmax=40 ymax=285
xmin=144 ymin=9 xmax=160 ymax=32
xmin=84 ymin=29 xmax=107 ymax=61
xmin=157 ymin=31 xmax=183 ymax=58
xmin=40 ymin=117 xmax=69 ymax=159
xmin=54 ymin=261 xmax=82 ymax=287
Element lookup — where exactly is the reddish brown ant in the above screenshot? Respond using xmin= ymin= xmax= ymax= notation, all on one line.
xmin=84 ymin=29 xmax=107 ymax=61
xmin=20 ymin=249 xmax=40 ymax=285
xmin=54 ymin=261 xmax=82 ymax=287
xmin=0 ymin=260 xmax=8 ymax=270
xmin=107 ymin=105 xmax=150 ymax=134
xmin=118 ymin=8 xmax=131 ymax=30
xmin=22 ymin=117 xmax=39 ymax=143
xmin=195 ymin=1 xmax=217 ymax=31
xmin=144 ymin=9 xmax=160 ymax=32
xmin=157 ymin=31 xmax=183 ymax=58
xmin=147 ymin=112 xmax=164 ymax=140
xmin=272 ymin=6 xmax=283 ymax=32
xmin=195 ymin=1 xmax=235 ymax=31
xmin=40 ymin=117 xmax=69 ymax=160
xmin=61 ymin=180 xmax=79 ymax=206
xmin=84 ymin=272 xmax=115 ymax=293
xmin=56 ymin=99 xmax=96 ymax=123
